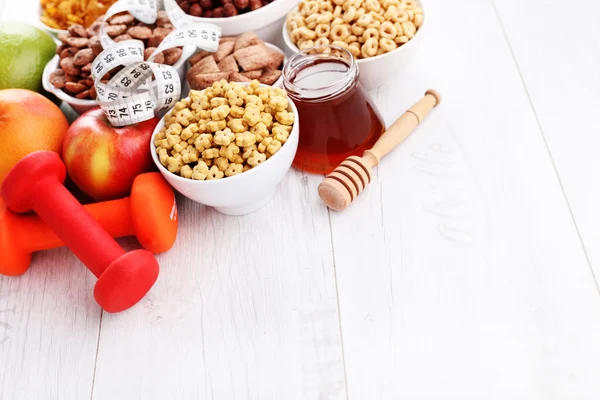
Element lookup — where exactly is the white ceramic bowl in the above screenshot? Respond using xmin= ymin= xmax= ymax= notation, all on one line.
xmin=186 ymin=42 xmax=287 ymax=90
xmin=177 ymin=0 xmax=300 ymax=49
xmin=42 ymin=46 xmax=196 ymax=115
xmin=281 ymin=0 xmax=426 ymax=89
xmin=150 ymin=83 xmax=299 ymax=215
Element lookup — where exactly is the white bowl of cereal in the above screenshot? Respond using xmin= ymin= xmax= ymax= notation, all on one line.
xmin=282 ymin=0 xmax=425 ymax=89
xmin=150 ymin=80 xmax=299 ymax=215
xmin=42 ymin=11 xmax=196 ymax=115
xmin=173 ymin=0 xmax=301 ymax=49
xmin=186 ymin=32 xmax=287 ymax=91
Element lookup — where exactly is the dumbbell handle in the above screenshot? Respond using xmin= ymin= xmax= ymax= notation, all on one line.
xmin=12 ymin=197 xmax=132 ymax=254
xmin=32 ymin=178 xmax=124 ymax=278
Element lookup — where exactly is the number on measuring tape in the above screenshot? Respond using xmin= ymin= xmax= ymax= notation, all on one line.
xmin=89 ymin=0 xmax=222 ymax=127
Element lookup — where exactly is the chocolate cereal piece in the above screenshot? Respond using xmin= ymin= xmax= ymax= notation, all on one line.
xmin=263 ymin=46 xmax=285 ymax=70
xmin=110 ymin=13 xmax=136 ymax=25
xmin=49 ymin=70 xmax=66 ymax=89
xmin=240 ymin=70 xmax=262 ymax=80
xmin=128 ymin=26 xmax=153 ymax=40
xmin=57 ymin=31 xmax=70 ymax=44
xmin=188 ymin=50 xmax=211 ymax=66
xmin=163 ymin=48 xmax=183 ymax=65
xmin=68 ymin=24 xmax=88 ymax=38
xmin=89 ymin=36 xmax=103 ymax=56
xmin=56 ymin=43 xmax=68 ymax=56
xmin=189 ymin=72 xmax=232 ymax=90
xmin=148 ymin=27 xmax=172 ymax=47
xmin=234 ymin=44 xmax=282 ymax=71
xmin=144 ymin=47 xmax=158 ymax=61
xmin=76 ymin=89 xmax=91 ymax=99
xmin=213 ymin=41 xmax=235 ymax=62
xmin=156 ymin=10 xmax=171 ymax=26
xmin=234 ymin=31 xmax=259 ymax=52
xmin=65 ymin=82 xmax=88 ymax=94
xmin=217 ymin=55 xmax=239 ymax=73
xmin=66 ymin=37 xmax=89 ymax=48
xmin=60 ymin=57 xmax=80 ymax=76
xmin=86 ymin=21 xmax=102 ymax=37
xmin=60 ymin=47 xmax=78 ymax=60
xmin=229 ymin=72 xmax=251 ymax=82
xmin=104 ymin=24 xmax=128 ymax=37
xmin=187 ymin=55 xmax=220 ymax=82
xmin=146 ymin=50 xmax=165 ymax=64
xmin=258 ymin=69 xmax=282 ymax=85
xmin=73 ymin=49 xmax=95 ymax=66
xmin=114 ymin=34 xmax=133 ymax=43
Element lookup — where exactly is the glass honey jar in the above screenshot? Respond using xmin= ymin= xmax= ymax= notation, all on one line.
xmin=282 ymin=45 xmax=385 ymax=174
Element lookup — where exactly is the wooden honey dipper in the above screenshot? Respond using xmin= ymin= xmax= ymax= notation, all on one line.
xmin=318 ymin=89 xmax=441 ymax=211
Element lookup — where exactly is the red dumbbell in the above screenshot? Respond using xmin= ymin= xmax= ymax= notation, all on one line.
xmin=1 ymin=151 xmax=159 ymax=313
xmin=0 ymin=172 xmax=178 ymax=277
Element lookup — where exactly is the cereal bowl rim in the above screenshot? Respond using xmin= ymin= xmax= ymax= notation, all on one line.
xmin=281 ymin=0 xmax=426 ymax=65
xmin=173 ymin=0 xmax=298 ymax=26
xmin=150 ymin=82 xmax=299 ymax=186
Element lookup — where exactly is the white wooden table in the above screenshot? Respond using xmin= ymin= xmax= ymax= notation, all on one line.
xmin=3 ymin=0 xmax=600 ymax=399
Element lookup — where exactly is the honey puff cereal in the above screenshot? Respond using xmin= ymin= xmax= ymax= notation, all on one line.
xmin=286 ymin=0 xmax=423 ymax=59
xmin=154 ymin=80 xmax=295 ymax=180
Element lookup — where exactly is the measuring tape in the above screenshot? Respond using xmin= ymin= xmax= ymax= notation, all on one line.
xmin=90 ymin=0 xmax=222 ymax=126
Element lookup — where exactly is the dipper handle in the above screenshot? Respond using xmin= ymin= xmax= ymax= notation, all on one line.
xmin=362 ymin=89 xmax=441 ymax=168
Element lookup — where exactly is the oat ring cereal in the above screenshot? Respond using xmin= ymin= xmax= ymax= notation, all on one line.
xmin=330 ymin=24 xmax=350 ymax=41
xmin=362 ymin=27 xmax=379 ymax=42
xmin=379 ymin=38 xmax=397 ymax=52
xmin=287 ymin=0 xmax=423 ymax=59
xmin=316 ymin=24 xmax=331 ymax=37
xmin=379 ymin=21 xmax=397 ymax=39
xmin=315 ymin=37 xmax=331 ymax=47
xmin=361 ymin=37 xmax=378 ymax=58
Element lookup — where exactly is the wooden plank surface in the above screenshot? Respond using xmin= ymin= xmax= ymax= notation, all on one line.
xmin=333 ymin=0 xmax=600 ymax=398
xmin=91 ymin=176 xmax=346 ymax=400
xmin=0 ymin=2 xmax=346 ymax=399
xmin=3 ymin=0 xmax=600 ymax=399
xmin=493 ymin=0 xmax=600 ymax=282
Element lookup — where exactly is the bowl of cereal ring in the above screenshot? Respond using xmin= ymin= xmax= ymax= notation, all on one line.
xmin=282 ymin=0 xmax=425 ymax=89
xmin=150 ymin=79 xmax=299 ymax=215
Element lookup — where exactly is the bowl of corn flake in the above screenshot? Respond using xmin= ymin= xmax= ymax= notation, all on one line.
xmin=39 ymin=0 xmax=119 ymax=35
xmin=150 ymin=79 xmax=299 ymax=215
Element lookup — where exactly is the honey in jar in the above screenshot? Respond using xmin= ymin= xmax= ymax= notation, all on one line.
xmin=282 ymin=46 xmax=385 ymax=174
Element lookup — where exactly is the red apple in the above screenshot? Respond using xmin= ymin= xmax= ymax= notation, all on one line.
xmin=62 ymin=108 xmax=159 ymax=201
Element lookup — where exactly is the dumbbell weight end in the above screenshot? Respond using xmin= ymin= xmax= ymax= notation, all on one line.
xmin=94 ymin=249 xmax=159 ymax=313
